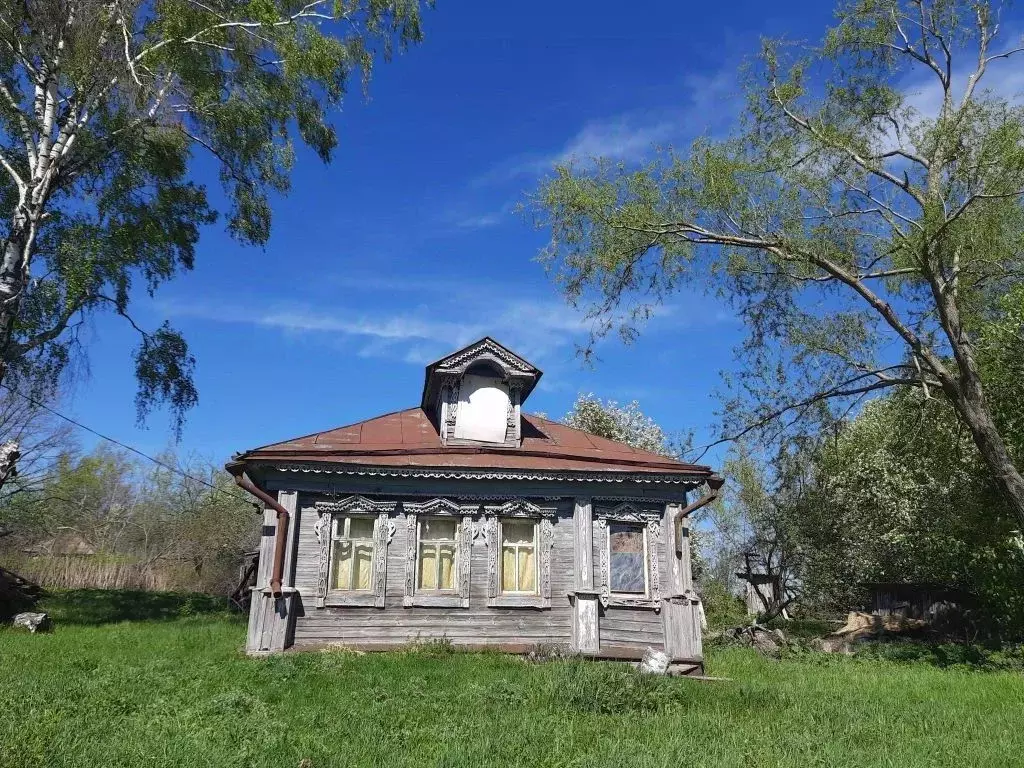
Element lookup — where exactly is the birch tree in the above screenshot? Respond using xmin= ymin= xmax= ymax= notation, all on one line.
xmin=0 ymin=0 xmax=426 ymax=434
xmin=530 ymin=0 xmax=1024 ymax=526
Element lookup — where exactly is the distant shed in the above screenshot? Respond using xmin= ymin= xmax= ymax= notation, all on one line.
xmin=866 ymin=582 xmax=974 ymax=621
xmin=735 ymin=572 xmax=782 ymax=616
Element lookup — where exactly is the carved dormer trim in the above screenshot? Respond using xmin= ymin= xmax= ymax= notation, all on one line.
xmin=421 ymin=338 xmax=541 ymax=448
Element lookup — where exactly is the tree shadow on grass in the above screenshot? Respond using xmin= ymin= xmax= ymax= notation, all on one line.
xmin=41 ymin=588 xmax=234 ymax=626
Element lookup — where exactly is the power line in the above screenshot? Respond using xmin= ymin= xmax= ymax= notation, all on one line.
xmin=0 ymin=383 xmax=260 ymax=510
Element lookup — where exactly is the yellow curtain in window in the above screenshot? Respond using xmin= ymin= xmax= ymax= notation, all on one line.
xmin=353 ymin=544 xmax=373 ymax=590
xmin=502 ymin=547 xmax=517 ymax=591
xmin=332 ymin=542 xmax=353 ymax=590
xmin=518 ymin=548 xmax=536 ymax=592
xmin=438 ymin=545 xmax=455 ymax=590
xmin=419 ymin=545 xmax=437 ymax=589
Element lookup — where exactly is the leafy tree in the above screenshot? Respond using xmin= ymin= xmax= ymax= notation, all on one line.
xmin=0 ymin=0 xmax=427 ymax=436
xmin=794 ymin=388 xmax=1024 ymax=634
xmin=1 ymin=444 xmax=138 ymax=553
xmin=703 ymin=445 xmax=806 ymax=622
xmin=563 ymin=393 xmax=677 ymax=455
xmin=0 ymin=390 xmax=72 ymax=508
xmin=530 ymin=0 xmax=1024 ymax=526
xmin=1 ymin=443 xmax=258 ymax=594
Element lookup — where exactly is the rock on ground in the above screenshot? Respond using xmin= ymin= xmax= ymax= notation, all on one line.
xmin=639 ymin=647 xmax=670 ymax=674
xmin=12 ymin=612 xmax=50 ymax=633
xmin=723 ymin=625 xmax=787 ymax=658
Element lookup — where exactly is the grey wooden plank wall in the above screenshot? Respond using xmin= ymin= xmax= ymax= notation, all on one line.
xmin=292 ymin=498 xmax=575 ymax=647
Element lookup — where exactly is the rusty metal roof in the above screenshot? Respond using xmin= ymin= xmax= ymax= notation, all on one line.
xmin=236 ymin=407 xmax=711 ymax=476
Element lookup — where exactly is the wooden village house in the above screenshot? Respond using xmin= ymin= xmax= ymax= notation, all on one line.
xmin=227 ymin=338 xmax=722 ymax=672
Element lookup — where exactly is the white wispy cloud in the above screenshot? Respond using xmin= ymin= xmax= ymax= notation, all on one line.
xmin=160 ymin=278 xmax=733 ymax=380
xmin=475 ymin=62 xmax=743 ymax=187
xmin=161 ymin=292 xmax=591 ymax=367
xmin=450 ymin=210 xmax=505 ymax=230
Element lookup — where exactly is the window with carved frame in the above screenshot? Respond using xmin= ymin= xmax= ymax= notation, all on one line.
xmin=417 ymin=517 xmax=459 ymax=591
xmin=499 ymin=518 xmax=538 ymax=594
xmin=607 ymin=521 xmax=648 ymax=596
xmin=595 ymin=503 xmax=663 ymax=611
xmin=403 ymin=499 xmax=474 ymax=608
xmin=314 ymin=497 xmax=397 ymax=609
xmin=484 ymin=500 xmax=555 ymax=609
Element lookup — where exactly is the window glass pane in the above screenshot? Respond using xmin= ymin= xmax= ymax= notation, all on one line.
xmin=352 ymin=544 xmax=373 ymax=590
xmin=609 ymin=524 xmax=644 ymax=553
xmin=501 ymin=547 xmax=517 ymax=591
xmin=502 ymin=521 xmax=534 ymax=545
xmin=349 ymin=517 xmax=375 ymax=539
xmin=422 ymin=518 xmax=457 ymax=540
xmin=418 ymin=544 xmax=437 ymax=589
xmin=438 ymin=544 xmax=456 ymax=590
xmin=518 ymin=548 xmax=536 ymax=592
xmin=332 ymin=542 xmax=352 ymax=590
xmin=609 ymin=523 xmax=646 ymax=593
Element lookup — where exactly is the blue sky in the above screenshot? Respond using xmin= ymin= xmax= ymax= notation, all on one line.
xmin=64 ymin=0 xmax=846 ymax=468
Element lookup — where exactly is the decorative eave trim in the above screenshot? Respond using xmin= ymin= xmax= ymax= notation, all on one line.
xmin=253 ymin=461 xmax=708 ymax=486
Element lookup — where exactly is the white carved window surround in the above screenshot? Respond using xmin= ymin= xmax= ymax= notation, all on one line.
xmin=481 ymin=499 xmax=555 ymax=609
xmin=595 ymin=503 xmax=663 ymax=611
xmin=403 ymin=498 xmax=475 ymax=608
xmin=314 ymin=496 xmax=397 ymax=608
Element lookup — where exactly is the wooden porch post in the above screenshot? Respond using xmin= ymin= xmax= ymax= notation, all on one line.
xmin=571 ymin=497 xmax=600 ymax=654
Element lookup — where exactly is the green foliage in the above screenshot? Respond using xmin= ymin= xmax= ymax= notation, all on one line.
xmin=528 ymin=0 xmax=1024 ymax=523
xmin=3 ymin=593 xmax=1024 ymax=767
xmin=38 ymin=588 xmax=231 ymax=625
xmin=700 ymin=577 xmax=748 ymax=631
xmin=0 ymin=0 xmax=427 ymax=430
xmin=783 ymin=336 xmax=1024 ymax=633
xmin=851 ymin=640 xmax=1024 ymax=673
xmin=0 ymin=445 xmax=259 ymax=595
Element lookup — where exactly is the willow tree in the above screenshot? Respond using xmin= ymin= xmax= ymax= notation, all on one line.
xmin=0 ymin=0 xmax=426 ymax=433
xmin=530 ymin=0 xmax=1024 ymax=526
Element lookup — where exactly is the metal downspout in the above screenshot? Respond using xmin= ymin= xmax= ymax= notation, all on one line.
xmin=227 ymin=462 xmax=290 ymax=598
xmin=673 ymin=475 xmax=725 ymax=554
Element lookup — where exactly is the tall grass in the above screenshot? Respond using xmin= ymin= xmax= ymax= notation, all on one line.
xmin=1 ymin=589 xmax=1022 ymax=767
xmin=6 ymin=554 xmax=187 ymax=591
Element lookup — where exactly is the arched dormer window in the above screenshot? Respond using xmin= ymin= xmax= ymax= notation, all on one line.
xmin=453 ymin=364 xmax=510 ymax=443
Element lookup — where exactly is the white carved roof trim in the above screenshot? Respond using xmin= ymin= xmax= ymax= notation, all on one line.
xmin=435 ymin=338 xmax=536 ymax=375
xmin=483 ymin=498 xmax=555 ymax=517
xmin=595 ymin=501 xmax=663 ymax=522
xmin=263 ymin=462 xmax=707 ymax=486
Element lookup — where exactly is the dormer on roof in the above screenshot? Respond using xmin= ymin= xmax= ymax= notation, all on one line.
xmin=421 ymin=337 xmax=542 ymax=448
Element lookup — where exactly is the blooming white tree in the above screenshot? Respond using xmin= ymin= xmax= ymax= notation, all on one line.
xmin=562 ymin=393 xmax=675 ymax=456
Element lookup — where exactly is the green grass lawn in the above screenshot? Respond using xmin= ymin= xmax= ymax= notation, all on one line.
xmin=2 ymin=590 xmax=1023 ymax=767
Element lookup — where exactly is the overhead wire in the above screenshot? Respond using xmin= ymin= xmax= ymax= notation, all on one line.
xmin=0 ymin=382 xmax=260 ymax=510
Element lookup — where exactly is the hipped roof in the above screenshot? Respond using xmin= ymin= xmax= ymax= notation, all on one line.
xmin=236 ymin=407 xmax=711 ymax=476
